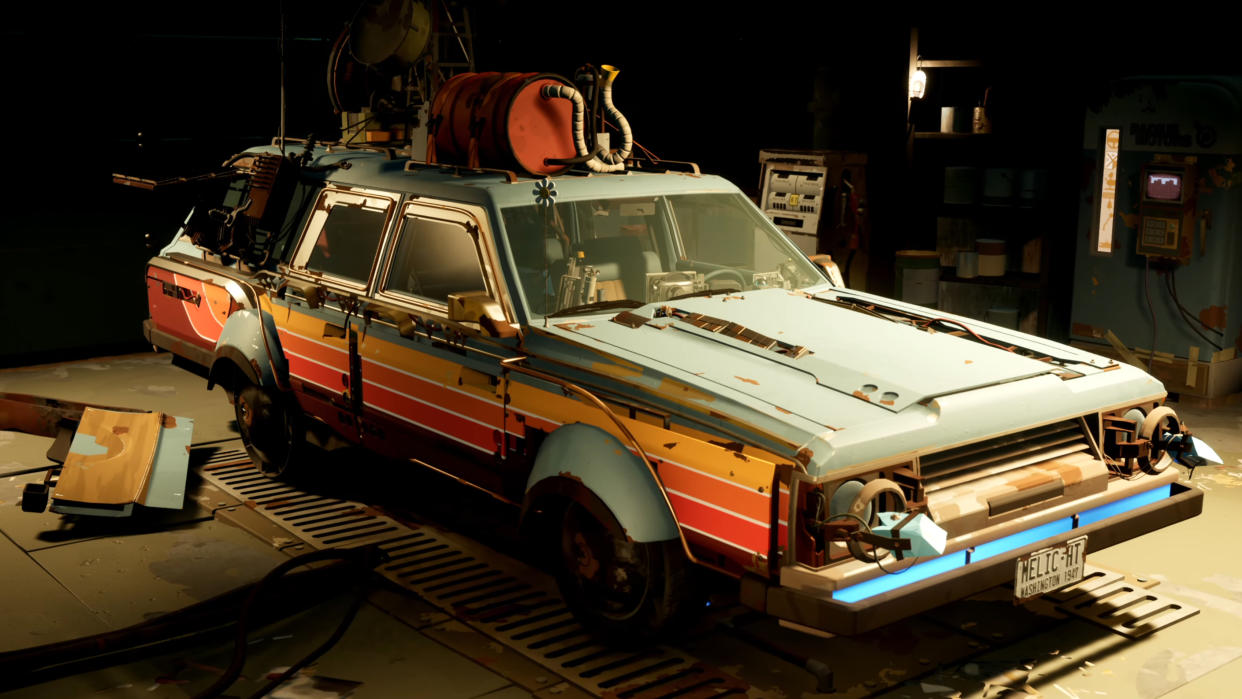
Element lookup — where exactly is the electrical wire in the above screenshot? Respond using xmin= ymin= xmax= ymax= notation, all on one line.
xmin=917 ymin=317 xmax=1016 ymax=352
xmin=1170 ymin=269 xmax=1223 ymax=335
xmin=1143 ymin=256 xmax=1156 ymax=371
xmin=1164 ymin=271 xmax=1223 ymax=351
xmin=193 ymin=546 xmax=383 ymax=699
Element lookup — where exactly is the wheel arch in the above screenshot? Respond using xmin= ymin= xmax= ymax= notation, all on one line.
xmin=208 ymin=308 xmax=287 ymax=393
xmin=521 ymin=422 xmax=680 ymax=544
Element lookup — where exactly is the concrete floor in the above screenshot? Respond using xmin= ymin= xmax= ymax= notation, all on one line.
xmin=1 ymin=352 xmax=1240 ymax=698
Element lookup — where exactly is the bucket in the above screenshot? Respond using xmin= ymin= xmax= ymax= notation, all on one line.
xmin=895 ymin=250 xmax=941 ymax=307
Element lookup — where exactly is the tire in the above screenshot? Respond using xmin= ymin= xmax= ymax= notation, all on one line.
xmin=554 ymin=496 xmax=694 ymax=644
xmin=234 ymin=383 xmax=303 ymax=478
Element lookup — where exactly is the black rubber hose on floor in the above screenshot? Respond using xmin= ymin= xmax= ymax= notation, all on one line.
xmin=194 ymin=545 xmax=387 ymax=699
xmin=0 ymin=546 xmax=383 ymax=693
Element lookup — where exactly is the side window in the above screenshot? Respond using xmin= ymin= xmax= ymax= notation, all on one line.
xmin=305 ymin=206 xmax=387 ymax=282
xmin=290 ymin=189 xmax=395 ymax=288
xmin=385 ymin=215 xmax=487 ymax=303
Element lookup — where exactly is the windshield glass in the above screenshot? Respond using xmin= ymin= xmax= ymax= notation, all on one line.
xmin=499 ymin=192 xmax=826 ymax=317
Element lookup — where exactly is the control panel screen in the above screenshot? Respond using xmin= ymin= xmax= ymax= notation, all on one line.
xmin=1146 ymin=171 xmax=1182 ymax=202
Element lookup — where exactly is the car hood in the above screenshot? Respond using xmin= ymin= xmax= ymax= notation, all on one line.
xmin=551 ymin=289 xmax=1070 ymax=412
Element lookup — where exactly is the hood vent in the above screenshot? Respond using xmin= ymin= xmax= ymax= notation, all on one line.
xmin=655 ymin=308 xmax=810 ymax=359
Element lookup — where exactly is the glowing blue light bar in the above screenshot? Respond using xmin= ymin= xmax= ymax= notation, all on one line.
xmin=833 ymin=551 xmax=968 ymax=603
xmin=972 ymin=517 xmax=1073 ymax=563
xmin=832 ymin=484 xmax=1173 ymax=603
xmin=1078 ymin=483 xmax=1172 ymax=527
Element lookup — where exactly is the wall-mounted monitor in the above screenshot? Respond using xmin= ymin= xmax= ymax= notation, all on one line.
xmin=1144 ymin=170 xmax=1183 ymax=204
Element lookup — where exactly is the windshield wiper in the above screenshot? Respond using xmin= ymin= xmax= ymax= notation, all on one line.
xmin=667 ymin=286 xmax=741 ymax=301
xmin=547 ymin=299 xmax=643 ymax=318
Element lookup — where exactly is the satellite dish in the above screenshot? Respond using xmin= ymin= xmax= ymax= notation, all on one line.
xmin=349 ymin=0 xmax=432 ymax=66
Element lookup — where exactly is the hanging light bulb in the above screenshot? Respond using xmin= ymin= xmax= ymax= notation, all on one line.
xmin=909 ymin=58 xmax=927 ymax=100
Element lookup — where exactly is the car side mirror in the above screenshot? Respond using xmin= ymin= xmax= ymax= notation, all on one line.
xmin=447 ymin=291 xmax=517 ymax=338
xmin=809 ymin=254 xmax=845 ymax=288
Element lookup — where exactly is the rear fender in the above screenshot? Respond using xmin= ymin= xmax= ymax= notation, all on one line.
xmin=210 ymin=308 xmax=287 ymax=392
xmin=524 ymin=423 xmax=678 ymax=543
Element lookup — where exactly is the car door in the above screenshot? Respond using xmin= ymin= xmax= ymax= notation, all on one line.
xmin=277 ymin=186 xmax=398 ymax=441
xmin=359 ymin=200 xmax=524 ymax=497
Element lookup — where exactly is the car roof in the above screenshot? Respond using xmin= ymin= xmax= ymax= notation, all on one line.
xmin=246 ymin=144 xmax=745 ymax=208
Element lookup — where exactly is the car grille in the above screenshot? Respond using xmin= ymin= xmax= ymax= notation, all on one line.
xmin=918 ymin=419 xmax=1093 ymax=494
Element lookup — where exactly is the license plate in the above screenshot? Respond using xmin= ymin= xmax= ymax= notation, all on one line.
xmin=1014 ymin=534 xmax=1087 ymax=601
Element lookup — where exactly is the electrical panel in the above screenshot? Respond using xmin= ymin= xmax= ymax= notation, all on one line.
xmin=757 ymin=149 xmax=867 ymax=266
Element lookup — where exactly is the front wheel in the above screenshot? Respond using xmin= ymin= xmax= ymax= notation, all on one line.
xmin=234 ymin=383 xmax=303 ymax=478
xmin=555 ymin=497 xmax=695 ymax=644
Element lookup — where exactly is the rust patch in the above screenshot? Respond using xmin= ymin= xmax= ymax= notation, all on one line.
xmin=657 ymin=378 xmax=716 ymax=403
xmin=555 ymin=322 xmax=595 ymax=331
xmin=557 ymin=471 xmax=584 ymax=484
xmin=709 ymin=440 xmax=745 ymax=453
xmin=663 ymin=442 xmax=678 ymax=450
xmin=852 ymin=390 xmax=871 ymax=401
xmin=245 ymin=500 xmax=258 ymax=509
xmin=880 ymin=400 xmax=895 ymax=406
xmin=592 ymin=361 xmax=644 ymax=380
xmin=775 ymin=406 xmax=793 ymax=414
xmin=734 ymin=376 xmax=760 ymax=385
xmin=162 ymin=415 xmax=177 ymax=428
xmin=795 ymin=447 xmax=813 ymax=467
xmin=112 ymin=426 xmax=129 ymax=435
xmin=964 ymin=359 xmax=974 ymax=365
xmin=1198 ymin=305 xmax=1227 ymax=331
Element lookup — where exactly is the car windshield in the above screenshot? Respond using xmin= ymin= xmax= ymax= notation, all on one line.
xmin=499 ymin=192 xmax=826 ymax=318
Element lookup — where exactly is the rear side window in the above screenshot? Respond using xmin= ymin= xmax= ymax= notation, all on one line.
xmin=290 ymin=188 xmax=396 ymax=289
xmin=305 ymin=206 xmax=387 ymax=282
xmin=385 ymin=215 xmax=486 ymax=302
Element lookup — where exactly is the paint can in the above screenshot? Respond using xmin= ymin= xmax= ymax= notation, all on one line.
xmin=940 ymin=107 xmax=956 ymax=133
xmin=976 ymin=238 xmax=1006 ymax=277
xmin=895 ymin=250 xmax=941 ymax=307
xmin=982 ymin=168 xmax=1017 ymax=206
xmin=1018 ymin=169 xmax=1048 ymax=206
xmin=956 ymin=251 xmax=979 ymax=278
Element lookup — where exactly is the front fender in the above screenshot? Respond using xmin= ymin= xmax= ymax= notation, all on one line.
xmin=525 ymin=423 xmax=678 ymax=543
xmin=211 ymin=308 xmax=287 ymax=390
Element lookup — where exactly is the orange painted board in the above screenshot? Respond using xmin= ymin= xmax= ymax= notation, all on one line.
xmin=53 ymin=408 xmax=163 ymax=505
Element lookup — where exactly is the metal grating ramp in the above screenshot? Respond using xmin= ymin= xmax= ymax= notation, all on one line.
xmin=194 ymin=441 xmax=748 ymax=698
xmin=1046 ymin=565 xmax=1199 ymax=639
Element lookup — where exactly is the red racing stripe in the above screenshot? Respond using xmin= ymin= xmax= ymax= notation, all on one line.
xmin=660 ymin=461 xmax=770 ymax=523
xmin=666 ymin=490 xmax=768 ymax=553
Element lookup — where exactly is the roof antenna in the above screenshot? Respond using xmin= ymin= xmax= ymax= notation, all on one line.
xmin=279 ymin=0 xmax=287 ymax=155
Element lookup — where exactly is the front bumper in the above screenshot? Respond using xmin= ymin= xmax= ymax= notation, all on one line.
xmin=741 ymin=480 xmax=1202 ymax=635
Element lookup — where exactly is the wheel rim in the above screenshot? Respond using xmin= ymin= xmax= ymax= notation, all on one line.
xmin=560 ymin=501 xmax=652 ymax=621
xmin=236 ymin=387 xmax=294 ymax=476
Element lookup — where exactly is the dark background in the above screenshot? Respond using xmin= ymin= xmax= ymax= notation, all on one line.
xmin=2 ymin=2 xmax=1239 ymax=366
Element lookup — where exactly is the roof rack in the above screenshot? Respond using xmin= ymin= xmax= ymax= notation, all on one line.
xmin=403 ymin=160 xmax=519 ymax=184
xmin=269 ymin=136 xmax=401 ymax=160
xmin=626 ymin=158 xmax=701 ymax=175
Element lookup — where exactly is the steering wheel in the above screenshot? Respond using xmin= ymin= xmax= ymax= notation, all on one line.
xmin=702 ymin=268 xmax=748 ymax=290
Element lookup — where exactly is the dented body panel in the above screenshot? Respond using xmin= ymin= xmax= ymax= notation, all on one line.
xmin=143 ymin=145 xmax=1201 ymax=633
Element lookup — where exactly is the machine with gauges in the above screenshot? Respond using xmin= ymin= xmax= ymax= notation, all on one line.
xmin=1136 ymin=158 xmax=1197 ymax=260
xmin=757 ymin=149 xmax=868 ymax=286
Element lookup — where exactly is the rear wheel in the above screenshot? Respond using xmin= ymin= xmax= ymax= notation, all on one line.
xmin=234 ymin=383 xmax=303 ymax=478
xmin=555 ymin=497 xmax=694 ymax=644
